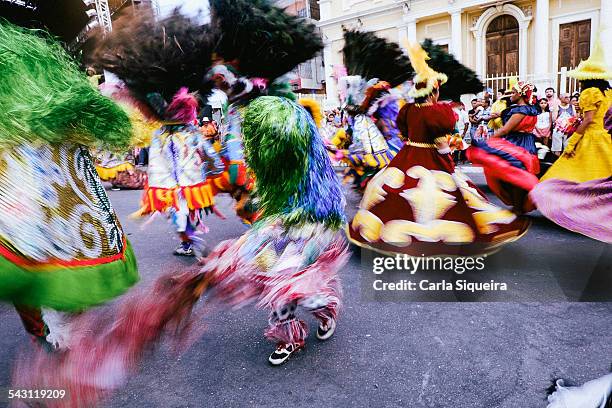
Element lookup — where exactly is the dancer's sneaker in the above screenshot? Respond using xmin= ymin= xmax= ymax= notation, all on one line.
xmin=268 ymin=342 xmax=303 ymax=366
xmin=316 ymin=318 xmax=336 ymax=341
xmin=173 ymin=242 xmax=195 ymax=257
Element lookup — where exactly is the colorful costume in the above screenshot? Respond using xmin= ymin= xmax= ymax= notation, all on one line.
xmin=0 ymin=23 xmax=138 ymax=344
xmin=467 ymin=81 xmax=540 ymax=212
xmin=335 ymin=30 xmax=416 ymax=189
xmin=348 ymin=42 xmax=529 ymax=256
xmin=139 ymin=116 xmax=225 ymax=254
xmin=530 ymin=37 xmax=612 ymax=243
xmin=540 ymin=88 xmax=612 ymax=183
xmin=201 ymin=97 xmax=348 ymax=350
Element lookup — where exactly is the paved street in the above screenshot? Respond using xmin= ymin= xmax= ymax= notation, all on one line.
xmin=1 ymin=170 xmax=610 ymax=408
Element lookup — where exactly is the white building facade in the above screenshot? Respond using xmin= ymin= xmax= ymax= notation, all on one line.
xmin=318 ymin=0 xmax=612 ymax=105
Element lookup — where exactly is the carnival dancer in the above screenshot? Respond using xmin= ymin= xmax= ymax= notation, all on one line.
xmin=530 ymin=37 xmax=612 ymax=243
xmin=138 ymin=88 xmax=225 ymax=256
xmin=98 ymin=0 xmax=341 ymax=356
xmin=347 ymin=42 xmax=529 ymax=256
xmin=333 ymin=30 xmax=413 ymax=190
xmin=0 ymin=22 xmax=139 ymax=349
xmin=466 ymin=81 xmax=540 ymax=213
xmin=11 ymin=4 xmax=348 ymax=401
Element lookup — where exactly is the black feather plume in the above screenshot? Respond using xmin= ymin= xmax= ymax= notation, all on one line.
xmin=92 ymin=9 xmax=214 ymax=104
xmin=342 ymin=29 xmax=412 ymax=87
xmin=210 ymin=0 xmax=323 ymax=80
xmin=421 ymin=39 xmax=483 ymax=101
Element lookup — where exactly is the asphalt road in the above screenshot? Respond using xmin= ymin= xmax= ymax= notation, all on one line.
xmin=1 ymin=169 xmax=610 ymax=408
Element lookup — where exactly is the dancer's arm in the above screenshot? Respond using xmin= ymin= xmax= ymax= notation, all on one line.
xmin=564 ymin=110 xmax=595 ymax=157
xmin=492 ymin=113 xmax=525 ymax=138
xmin=572 ymin=109 xmax=595 ymax=136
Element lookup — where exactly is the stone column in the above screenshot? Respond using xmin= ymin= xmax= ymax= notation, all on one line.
xmin=601 ymin=0 xmax=612 ymax=67
xmin=322 ymin=40 xmax=339 ymax=107
xmin=533 ymin=0 xmax=550 ymax=91
xmin=450 ymin=10 xmax=463 ymax=61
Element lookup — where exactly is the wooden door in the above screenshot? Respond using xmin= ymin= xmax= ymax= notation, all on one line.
xmin=486 ymin=15 xmax=519 ymax=76
xmin=559 ymin=19 xmax=591 ymax=69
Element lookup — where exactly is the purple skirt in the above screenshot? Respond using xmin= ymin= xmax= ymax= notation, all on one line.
xmin=530 ymin=177 xmax=612 ymax=243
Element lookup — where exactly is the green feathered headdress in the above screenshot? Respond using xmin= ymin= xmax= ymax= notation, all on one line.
xmin=0 ymin=22 xmax=131 ymax=149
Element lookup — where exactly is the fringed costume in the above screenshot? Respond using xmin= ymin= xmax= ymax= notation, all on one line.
xmin=467 ymin=81 xmax=540 ymax=213
xmin=93 ymin=12 xmax=227 ymax=256
xmin=12 ymin=3 xmax=347 ymax=403
xmin=0 ymin=22 xmax=138 ymax=347
xmin=201 ymin=97 xmax=348 ymax=355
xmin=348 ymin=42 xmax=529 ymax=256
xmin=137 ymin=91 xmax=225 ymax=256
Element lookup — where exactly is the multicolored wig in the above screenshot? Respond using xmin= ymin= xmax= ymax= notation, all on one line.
xmin=242 ymin=96 xmax=345 ymax=229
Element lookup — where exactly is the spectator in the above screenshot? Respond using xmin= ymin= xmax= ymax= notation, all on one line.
xmin=545 ymin=87 xmax=560 ymax=112
xmin=201 ymin=116 xmax=219 ymax=139
xmin=534 ymin=98 xmax=552 ymax=147
xmin=551 ymin=93 xmax=576 ymax=156
xmin=570 ymin=94 xmax=581 ymax=116
xmin=454 ymin=102 xmax=470 ymax=137
xmin=467 ymin=98 xmax=480 ymax=142
xmin=476 ymin=98 xmax=492 ymax=139
xmin=86 ymin=66 xmax=102 ymax=88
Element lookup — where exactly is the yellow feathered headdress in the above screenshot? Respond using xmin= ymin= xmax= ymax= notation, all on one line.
xmin=298 ymin=98 xmax=323 ymax=128
xmin=405 ymin=42 xmax=448 ymax=98
xmin=567 ymin=34 xmax=612 ymax=80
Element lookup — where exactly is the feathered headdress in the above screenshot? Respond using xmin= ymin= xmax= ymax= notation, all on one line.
xmin=210 ymin=0 xmax=323 ymax=81
xmin=417 ymin=39 xmax=483 ymax=101
xmin=342 ymin=29 xmax=413 ymax=87
xmin=92 ymin=10 xmax=215 ymax=115
xmin=567 ymin=34 xmax=612 ymax=80
xmin=405 ymin=41 xmax=448 ymax=98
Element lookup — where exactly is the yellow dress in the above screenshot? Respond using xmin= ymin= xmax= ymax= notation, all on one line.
xmin=541 ymin=88 xmax=612 ymax=182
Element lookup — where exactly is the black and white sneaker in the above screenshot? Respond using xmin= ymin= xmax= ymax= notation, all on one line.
xmin=316 ymin=318 xmax=336 ymax=341
xmin=173 ymin=242 xmax=195 ymax=257
xmin=268 ymin=342 xmax=302 ymax=366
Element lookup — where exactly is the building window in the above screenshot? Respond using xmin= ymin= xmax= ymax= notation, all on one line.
xmin=558 ymin=19 xmax=591 ymax=69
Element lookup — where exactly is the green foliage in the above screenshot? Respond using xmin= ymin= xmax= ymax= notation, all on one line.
xmin=0 ymin=21 xmax=131 ymax=148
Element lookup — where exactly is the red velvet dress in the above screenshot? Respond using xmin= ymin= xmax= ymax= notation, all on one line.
xmin=348 ymin=102 xmax=530 ymax=256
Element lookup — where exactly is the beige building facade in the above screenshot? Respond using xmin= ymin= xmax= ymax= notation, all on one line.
xmin=318 ymin=0 xmax=612 ymax=105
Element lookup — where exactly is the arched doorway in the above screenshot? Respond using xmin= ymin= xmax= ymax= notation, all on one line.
xmin=486 ymin=15 xmax=519 ymax=76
